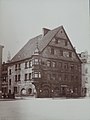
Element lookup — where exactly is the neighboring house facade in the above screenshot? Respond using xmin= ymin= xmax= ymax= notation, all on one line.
xmin=1 ymin=62 xmax=8 ymax=95
xmin=7 ymin=26 xmax=82 ymax=98
xmin=0 ymin=45 xmax=4 ymax=97
xmin=78 ymin=51 xmax=90 ymax=97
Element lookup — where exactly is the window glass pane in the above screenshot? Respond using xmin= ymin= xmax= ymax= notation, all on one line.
xmin=51 ymin=48 xmax=54 ymax=55
xmin=34 ymin=59 xmax=39 ymax=64
xmin=52 ymin=61 xmax=56 ymax=67
xmin=34 ymin=72 xmax=38 ymax=78
xmin=47 ymin=61 xmax=51 ymax=67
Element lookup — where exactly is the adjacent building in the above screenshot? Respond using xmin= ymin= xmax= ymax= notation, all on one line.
xmin=1 ymin=62 xmax=8 ymax=95
xmin=7 ymin=26 xmax=82 ymax=98
xmin=0 ymin=45 xmax=4 ymax=97
xmin=78 ymin=51 xmax=90 ymax=97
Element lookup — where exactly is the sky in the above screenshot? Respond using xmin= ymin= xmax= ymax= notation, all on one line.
xmin=0 ymin=0 xmax=90 ymax=62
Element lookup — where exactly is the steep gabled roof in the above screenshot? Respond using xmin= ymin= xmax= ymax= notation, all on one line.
xmin=11 ymin=26 xmax=62 ymax=62
xmin=11 ymin=35 xmax=42 ymax=62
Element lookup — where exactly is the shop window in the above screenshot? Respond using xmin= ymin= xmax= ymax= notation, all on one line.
xmin=28 ymin=88 xmax=32 ymax=94
xmin=14 ymin=87 xmax=17 ymax=94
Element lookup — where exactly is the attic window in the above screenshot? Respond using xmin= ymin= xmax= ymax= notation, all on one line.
xmin=61 ymin=30 xmax=62 ymax=33
xmin=51 ymin=48 xmax=54 ymax=55
xmin=69 ymin=52 xmax=72 ymax=58
xmin=65 ymin=41 xmax=68 ymax=46
xmin=55 ymin=38 xmax=58 ymax=44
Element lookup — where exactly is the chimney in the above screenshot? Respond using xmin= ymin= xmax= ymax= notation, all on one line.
xmin=43 ymin=28 xmax=50 ymax=36
xmin=0 ymin=45 xmax=4 ymax=95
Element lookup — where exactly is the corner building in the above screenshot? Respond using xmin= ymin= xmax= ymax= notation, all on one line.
xmin=8 ymin=26 xmax=82 ymax=98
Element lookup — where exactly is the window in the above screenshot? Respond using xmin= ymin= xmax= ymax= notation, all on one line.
xmin=29 ymin=73 xmax=31 ymax=80
xmin=47 ymin=61 xmax=51 ymax=67
xmin=39 ymin=72 xmax=41 ymax=78
xmin=15 ymin=75 xmax=17 ymax=82
xmin=69 ymin=52 xmax=72 ymax=58
xmin=9 ymin=89 xmax=11 ymax=94
xmin=18 ymin=63 xmax=21 ymax=70
xmin=25 ymin=62 xmax=28 ymax=69
xmin=25 ymin=74 xmax=27 ymax=81
xmin=15 ymin=64 xmax=17 ymax=71
xmin=52 ymin=74 xmax=56 ymax=80
xmin=71 ymin=76 xmax=74 ymax=81
xmin=9 ymin=69 xmax=11 ymax=75
xmin=55 ymin=38 xmax=58 ymax=44
xmin=70 ymin=65 xmax=74 ymax=71
xmin=14 ymin=87 xmax=17 ymax=94
xmin=18 ymin=74 xmax=20 ymax=81
xmin=59 ymin=62 xmax=62 ymax=68
xmin=29 ymin=60 xmax=32 ymax=67
xmin=51 ymin=48 xmax=54 ymax=55
xmin=85 ymin=68 xmax=88 ymax=74
xmin=52 ymin=61 xmax=56 ymax=67
xmin=58 ymin=74 xmax=62 ymax=81
xmin=34 ymin=72 xmax=38 ymax=78
xmin=60 ymin=50 xmax=63 ymax=56
xmin=47 ymin=73 xmax=51 ymax=80
xmin=64 ymin=63 xmax=68 ymax=70
xmin=9 ymin=79 xmax=11 ymax=85
xmin=34 ymin=59 xmax=39 ymax=65
xmin=65 ymin=41 xmax=68 ymax=46
xmin=64 ymin=75 xmax=68 ymax=81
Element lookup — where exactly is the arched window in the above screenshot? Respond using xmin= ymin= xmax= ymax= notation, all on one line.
xmin=28 ymin=88 xmax=32 ymax=94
